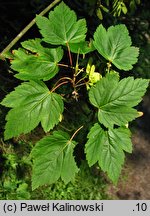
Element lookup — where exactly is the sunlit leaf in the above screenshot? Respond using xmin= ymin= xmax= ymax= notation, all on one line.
xmin=11 ymin=39 xmax=63 ymax=81
xmin=1 ymin=81 xmax=64 ymax=140
xmin=89 ymin=73 xmax=149 ymax=127
xmin=32 ymin=130 xmax=78 ymax=190
xmin=36 ymin=2 xmax=87 ymax=46
xmin=93 ymin=24 xmax=139 ymax=70
xmin=85 ymin=123 xmax=132 ymax=183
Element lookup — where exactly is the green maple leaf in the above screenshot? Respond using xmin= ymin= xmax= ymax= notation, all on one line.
xmin=36 ymin=2 xmax=87 ymax=45
xmin=89 ymin=73 xmax=149 ymax=128
xmin=85 ymin=123 xmax=132 ymax=183
xmin=31 ymin=130 xmax=79 ymax=190
xmin=93 ymin=24 xmax=139 ymax=70
xmin=11 ymin=39 xmax=63 ymax=81
xmin=1 ymin=81 xmax=64 ymax=140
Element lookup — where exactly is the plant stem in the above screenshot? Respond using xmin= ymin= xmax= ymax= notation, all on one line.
xmin=106 ymin=61 xmax=112 ymax=73
xmin=76 ymin=75 xmax=87 ymax=85
xmin=66 ymin=42 xmax=73 ymax=66
xmin=75 ymin=82 xmax=87 ymax=88
xmin=51 ymin=81 xmax=68 ymax=93
xmin=70 ymin=125 xmax=84 ymax=142
xmin=52 ymin=76 xmax=73 ymax=90
xmin=0 ymin=0 xmax=61 ymax=59
xmin=58 ymin=63 xmax=74 ymax=69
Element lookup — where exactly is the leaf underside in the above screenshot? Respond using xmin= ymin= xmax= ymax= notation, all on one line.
xmin=1 ymin=81 xmax=64 ymax=140
xmin=31 ymin=130 xmax=79 ymax=190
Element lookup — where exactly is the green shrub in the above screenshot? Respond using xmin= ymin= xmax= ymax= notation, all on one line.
xmin=0 ymin=1 xmax=149 ymax=191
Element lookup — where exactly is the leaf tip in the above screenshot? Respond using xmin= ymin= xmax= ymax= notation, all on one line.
xmin=138 ymin=111 xmax=144 ymax=117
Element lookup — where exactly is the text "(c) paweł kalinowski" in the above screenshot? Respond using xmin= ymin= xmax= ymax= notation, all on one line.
xmin=20 ymin=202 xmax=104 ymax=212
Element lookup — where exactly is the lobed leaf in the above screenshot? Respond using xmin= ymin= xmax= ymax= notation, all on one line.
xmin=1 ymin=81 xmax=64 ymax=140
xmin=36 ymin=2 xmax=87 ymax=46
xmin=31 ymin=130 xmax=79 ymax=190
xmin=89 ymin=73 xmax=149 ymax=128
xmin=85 ymin=123 xmax=132 ymax=183
xmin=97 ymin=106 xmax=138 ymax=128
xmin=10 ymin=39 xmax=63 ymax=81
xmin=93 ymin=24 xmax=139 ymax=70
xmin=109 ymin=126 xmax=132 ymax=153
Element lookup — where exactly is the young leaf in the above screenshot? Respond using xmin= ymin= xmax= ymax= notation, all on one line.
xmin=86 ymin=59 xmax=102 ymax=89
xmin=31 ymin=130 xmax=78 ymax=190
xmin=36 ymin=2 xmax=87 ymax=45
xmin=93 ymin=24 xmax=139 ymax=70
xmin=96 ymin=8 xmax=103 ymax=20
xmin=1 ymin=81 xmax=64 ymax=140
xmin=10 ymin=39 xmax=63 ymax=81
xmin=89 ymin=73 xmax=149 ymax=128
xmin=85 ymin=123 xmax=132 ymax=183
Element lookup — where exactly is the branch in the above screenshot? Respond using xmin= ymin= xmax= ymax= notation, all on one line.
xmin=0 ymin=0 xmax=61 ymax=59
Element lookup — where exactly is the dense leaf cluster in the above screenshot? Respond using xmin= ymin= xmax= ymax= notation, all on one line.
xmin=1 ymin=2 xmax=149 ymax=189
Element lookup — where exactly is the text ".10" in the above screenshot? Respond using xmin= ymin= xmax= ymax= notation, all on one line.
xmin=136 ymin=203 xmax=147 ymax=211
